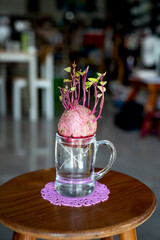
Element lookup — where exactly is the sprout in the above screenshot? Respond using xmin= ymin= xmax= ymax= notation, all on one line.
xmin=59 ymin=62 xmax=107 ymax=121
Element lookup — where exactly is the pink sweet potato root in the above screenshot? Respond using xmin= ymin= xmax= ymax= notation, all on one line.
xmin=58 ymin=105 xmax=97 ymax=138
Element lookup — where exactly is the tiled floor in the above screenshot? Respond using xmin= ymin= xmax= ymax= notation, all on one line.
xmin=0 ymin=96 xmax=159 ymax=240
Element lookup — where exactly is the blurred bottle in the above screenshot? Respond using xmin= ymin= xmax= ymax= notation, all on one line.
xmin=28 ymin=30 xmax=36 ymax=53
xmin=21 ymin=31 xmax=28 ymax=51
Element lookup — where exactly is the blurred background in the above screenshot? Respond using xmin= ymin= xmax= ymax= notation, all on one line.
xmin=0 ymin=0 xmax=160 ymax=239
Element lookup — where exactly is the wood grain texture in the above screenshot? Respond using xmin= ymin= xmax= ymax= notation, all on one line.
xmin=119 ymin=228 xmax=137 ymax=240
xmin=0 ymin=169 xmax=156 ymax=240
xmin=12 ymin=232 xmax=36 ymax=240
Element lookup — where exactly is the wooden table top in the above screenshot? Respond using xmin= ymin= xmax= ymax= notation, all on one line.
xmin=0 ymin=169 xmax=156 ymax=239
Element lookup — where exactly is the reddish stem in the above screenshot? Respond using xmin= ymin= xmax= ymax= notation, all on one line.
xmin=72 ymin=73 xmax=77 ymax=100
xmin=82 ymin=66 xmax=89 ymax=107
xmin=88 ymin=87 xmax=90 ymax=108
xmin=66 ymin=91 xmax=73 ymax=109
xmin=71 ymin=85 xmax=74 ymax=106
xmin=60 ymin=89 xmax=68 ymax=109
xmin=77 ymin=75 xmax=81 ymax=102
xmin=91 ymin=84 xmax=97 ymax=114
xmin=93 ymin=93 xmax=104 ymax=121
xmin=93 ymin=77 xmax=104 ymax=121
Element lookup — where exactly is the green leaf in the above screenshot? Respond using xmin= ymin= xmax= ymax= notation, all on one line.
xmin=96 ymin=72 xmax=102 ymax=77
xmin=97 ymin=93 xmax=102 ymax=98
xmin=97 ymin=72 xmax=107 ymax=78
xmin=64 ymin=67 xmax=71 ymax=72
xmin=76 ymin=71 xmax=80 ymax=77
xmin=79 ymin=70 xmax=85 ymax=76
xmin=85 ymin=81 xmax=93 ymax=90
xmin=88 ymin=78 xmax=98 ymax=83
xmin=70 ymin=87 xmax=76 ymax=91
xmin=85 ymin=82 xmax=92 ymax=86
xmin=103 ymin=72 xmax=107 ymax=77
xmin=63 ymin=79 xmax=72 ymax=82
xmin=100 ymin=81 xmax=107 ymax=86
xmin=97 ymin=86 xmax=106 ymax=92
xmin=85 ymin=85 xmax=90 ymax=90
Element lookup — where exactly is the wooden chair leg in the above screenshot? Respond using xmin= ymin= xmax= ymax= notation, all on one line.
xmin=12 ymin=232 xmax=36 ymax=240
xmin=140 ymin=113 xmax=151 ymax=138
xmin=119 ymin=228 xmax=137 ymax=240
xmin=145 ymin=85 xmax=158 ymax=112
xmin=126 ymin=86 xmax=139 ymax=102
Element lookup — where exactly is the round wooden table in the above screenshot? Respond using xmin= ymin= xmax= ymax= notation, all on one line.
xmin=0 ymin=169 xmax=156 ymax=240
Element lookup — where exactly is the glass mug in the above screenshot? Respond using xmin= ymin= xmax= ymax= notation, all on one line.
xmin=55 ymin=133 xmax=116 ymax=198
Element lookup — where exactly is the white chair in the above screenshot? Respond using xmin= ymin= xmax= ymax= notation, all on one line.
xmin=0 ymin=66 xmax=6 ymax=116
xmin=12 ymin=77 xmax=27 ymax=121
xmin=12 ymin=51 xmax=54 ymax=121
xmin=36 ymin=52 xmax=54 ymax=120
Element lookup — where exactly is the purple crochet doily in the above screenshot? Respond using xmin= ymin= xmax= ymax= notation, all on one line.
xmin=41 ymin=181 xmax=110 ymax=207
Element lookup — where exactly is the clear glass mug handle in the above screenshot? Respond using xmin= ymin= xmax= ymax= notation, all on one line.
xmin=95 ymin=140 xmax=116 ymax=181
